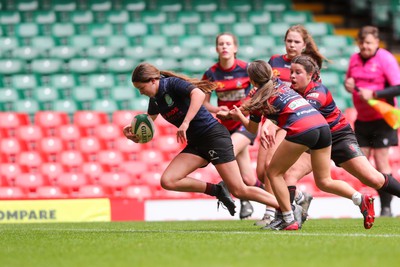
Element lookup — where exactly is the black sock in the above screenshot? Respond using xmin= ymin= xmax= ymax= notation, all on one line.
xmin=288 ymin=186 xmax=296 ymax=204
xmin=378 ymin=189 xmax=393 ymax=209
xmin=205 ymin=183 xmax=219 ymax=197
xmin=379 ymin=173 xmax=400 ymax=198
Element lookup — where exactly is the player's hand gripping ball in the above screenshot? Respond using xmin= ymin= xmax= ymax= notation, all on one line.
xmin=131 ymin=114 xmax=155 ymax=143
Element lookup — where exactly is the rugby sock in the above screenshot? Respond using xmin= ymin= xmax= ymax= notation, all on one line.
xmin=380 ymin=173 xmax=400 ymax=198
xmin=205 ymin=182 xmax=218 ymax=196
xmin=352 ymin=192 xmax=362 ymax=206
xmin=282 ymin=210 xmax=294 ymax=223
xmin=265 ymin=207 xmax=276 ymax=219
xmin=288 ymin=186 xmax=296 ymax=204
xmin=377 ymin=189 xmax=393 ymax=209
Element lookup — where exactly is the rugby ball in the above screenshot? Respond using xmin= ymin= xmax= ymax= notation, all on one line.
xmin=131 ymin=114 xmax=155 ymax=143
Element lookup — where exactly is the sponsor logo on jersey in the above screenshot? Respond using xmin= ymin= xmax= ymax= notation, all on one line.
xmin=288 ymin=98 xmax=309 ymax=110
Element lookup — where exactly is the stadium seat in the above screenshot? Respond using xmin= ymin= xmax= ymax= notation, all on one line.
xmin=78 ymin=136 xmax=105 ymax=161
xmin=15 ymin=124 xmax=43 ymax=150
xmin=51 ymin=23 xmax=76 ymax=38
xmin=190 ymin=0 xmax=218 ymax=12
xmin=124 ymin=185 xmax=153 ymax=200
xmin=104 ymin=35 xmax=130 ymax=49
xmin=59 ymin=150 xmax=84 ymax=172
xmin=176 ymin=11 xmax=201 ymax=24
xmin=40 ymin=162 xmax=66 ymax=185
xmin=34 ymin=111 xmax=70 ymax=136
xmin=98 ymin=172 xmax=131 ymax=197
xmin=0 ymin=137 xmax=26 ymax=163
xmin=52 ymin=99 xmax=79 ymax=119
xmin=11 ymin=46 xmax=42 ymax=61
xmin=123 ymin=46 xmax=158 ymax=61
xmin=232 ymin=23 xmax=256 ymax=37
xmin=39 ymin=136 xmax=65 ymax=162
xmin=119 ymin=160 xmax=149 ymax=182
xmin=138 ymin=148 xmax=166 ymax=171
xmin=196 ymin=22 xmax=221 ymax=37
xmin=0 ymin=37 xmax=20 ymax=52
xmin=0 ymin=186 xmax=26 ymax=199
xmin=112 ymin=110 xmax=139 ymax=128
xmin=36 ymin=186 xmax=67 ymax=199
xmin=78 ymin=184 xmax=108 ymax=198
xmin=181 ymin=57 xmax=214 ymax=75
xmin=154 ymin=134 xmax=184 ymax=160
xmin=91 ymin=99 xmax=119 ymax=117
xmin=58 ymin=172 xmax=88 ymax=196
xmin=97 ymin=150 xmax=124 ymax=171
xmin=0 ymin=87 xmax=20 ymax=111
xmin=106 ymin=58 xmax=136 ymax=73
xmin=114 ymin=137 xmax=142 ymax=160
xmin=71 ymin=86 xmax=98 ymax=110
xmin=160 ymin=23 xmax=186 ymax=37
xmin=33 ymin=10 xmax=57 ymax=25
xmin=389 ymin=146 xmax=400 ymax=164
xmin=15 ymin=173 xmax=44 ymax=195
xmin=0 ymin=112 xmax=30 ymax=137
xmin=73 ymin=110 xmax=109 ymax=135
xmin=0 ymin=163 xmax=23 ymax=186
xmin=82 ymin=161 xmax=105 ymax=183
xmin=13 ymin=99 xmax=40 ymax=121
xmin=142 ymin=35 xmax=169 ymax=49
xmin=105 ymin=10 xmax=129 ymax=24
xmin=94 ymin=123 xmax=122 ymax=149
xmin=30 ymin=36 xmax=56 ymax=50
xmin=178 ymin=36 xmax=207 ymax=49
xmin=68 ymin=58 xmax=100 ymax=74
xmin=153 ymin=116 xmax=175 ymax=136
xmin=86 ymin=46 xmax=118 ymax=60
xmin=10 ymin=74 xmax=39 ymax=97
xmin=88 ymin=23 xmax=113 ymax=38
xmin=33 ymin=87 xmax=60 ymax=110
xmin=67 ymin=35 xmax=95 ymax=49
xmin=109 ymin=86 xmax=137 ymax=110
xmin=138 ymin=170 xmax=162 ymax=188
xmin=57 ymin=124 xmax=83 ymax=150
xmin=0 ymin=59 xmax=25 ymax=75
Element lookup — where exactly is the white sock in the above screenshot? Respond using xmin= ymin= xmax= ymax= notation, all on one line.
xmin=352 ymin=192 xmax=362 ymax=206
xmin=282 ymin=210 xmax=294 ymax=223
xmin=264 ymin=207 xmax=276 ymax=219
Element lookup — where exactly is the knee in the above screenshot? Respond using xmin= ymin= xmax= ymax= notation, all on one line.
xmin=315 ymin=179 xmax=330 ymax=191
xmin=228 ymin=185 xmax=246 ymax=199
xmin=160 ymin=175 xmax=175 ymax=191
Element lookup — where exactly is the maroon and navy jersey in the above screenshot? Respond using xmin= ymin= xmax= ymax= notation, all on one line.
xmin=268 ymin=54 xmax=292 ymax=87
xmin=296 ymin=81 xmax=349 ymax=133
xmin=250 ymin=83 xmax=328 ymax=137
xmin=202 ymin=59 xmax=251 ymax=131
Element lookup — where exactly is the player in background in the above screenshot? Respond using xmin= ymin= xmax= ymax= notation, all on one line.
xmin=344 ymin=25 xmax=400 ymax=217
xmin=202 ymin=33 xmax=263 ymax=220
xmin=254 ymin=25 xmax=328 ymax=226
xmin=289 ymin=54 xmax=400 ymax=220
xmin=124 ymin=62 xmax=299 ymax=224
xmin=230 ymin=60 xmax=375 ymax=230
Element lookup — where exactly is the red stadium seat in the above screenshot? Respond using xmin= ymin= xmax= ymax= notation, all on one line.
xmin=0 ymin=137 xmax=27 ymax=162
xmin=0 ymin=186 xmax=26 ymax=199
xmin=77 ymin=136 xmax=105 ymax=161
xmin=139 ymin=170 xmax=162 ymax=188
xmin=153 ymin=116 xmax=175 ymax=135
xmin=138 ymin=148 xmax=166 ymax=170
xmin=58 ymin=172 xmax=88 ymax=196
xmin=15 ymin=173 xmax=45 ymax=196
xmin=119 ymin=160 xmax=149 ymax=183
xmin=97 ymin=149 xmax=124 ymax=171
xmin=58 ymin=124 xmax=83 ymax=150
xmin=34 ymin=111 xmax=70 ymax=136
xmin=36 ymin=186 xmax=67 ymax=199
xmin=112 ymin=110 xmax=140 ymax=128
xmin=39 ymin=136 xmax=65 ymax=162
xmin=40 ymin=162 xmax=66 ymax=185
xmin=389 ymin=146 xmax=400 ymax=165
xmin=59 ymin=150 xmax=84 ymax=172
xmin=98 ymin=172 xmax=131 ymax=197
xmin=0 ymin=163 xmax=23 ymax=186
xmin=154 ymin=134 xmax=184 ymax=160
xmin=17 ymin=151 xmax=43 ymax=172
xmin=124 ymin=185 xmax=153 ymax=200
xmin=78 ymin=184 xmax=109 ymax=198
xmin=95 ymin=123 xmax=122 ymax=149
xmin=73 ymin=111 xmax=109 ymax=136
xmin=0 ymin=112 xmax=30 ymax=137
xmin=82 ymin=162 xmax=105 ymax=184
xmin=114 ymin=137 xmax=142 ymax=160
xmin=15 ymin=124 xmax=44 ymax=150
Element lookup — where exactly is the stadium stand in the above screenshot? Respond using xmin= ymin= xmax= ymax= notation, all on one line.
xmin=0 ymin=0 xmax=398 ymax=200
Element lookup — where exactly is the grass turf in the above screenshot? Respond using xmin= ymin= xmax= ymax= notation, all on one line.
xmin=0 ymin=218 xmax=399 ymax=267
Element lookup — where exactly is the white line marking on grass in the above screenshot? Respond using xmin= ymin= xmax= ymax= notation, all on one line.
xmin=21 ymin=228 xmax=400 ymax=238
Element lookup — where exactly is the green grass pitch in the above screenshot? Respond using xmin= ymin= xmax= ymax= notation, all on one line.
xmin=1 ymin=218 xmax=399 ymax=267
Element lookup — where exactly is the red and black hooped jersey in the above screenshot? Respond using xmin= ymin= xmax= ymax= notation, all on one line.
xmin=202 ymin=59 xmax=251 ymax=131
xmin=268 ymin=54 xmax=292 ymax=87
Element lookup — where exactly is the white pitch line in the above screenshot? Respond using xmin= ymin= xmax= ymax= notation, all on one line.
xmin=5 ymin=228 xmax=399 ymax=238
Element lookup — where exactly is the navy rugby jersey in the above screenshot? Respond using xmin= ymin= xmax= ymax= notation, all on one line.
xmin=268 ymin=54 xmax=292 ymax=87
xmin=147 ymin=77 xmax=218 ymax=139
xmin=249 ymin=83 xmax=328 ymax=137
xmin=296 ymin=81 xmax=350 ymax=133
xmin=202 ymin=59 xmax=251 ymax=131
